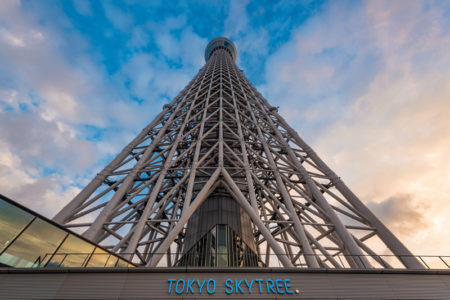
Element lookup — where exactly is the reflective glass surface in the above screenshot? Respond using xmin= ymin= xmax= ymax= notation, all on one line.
xmin=0 ymin=199 xmax=34 ymax=253
xmin=210 ymin=226 xmax=216 ymax=265
xmin=178 ymin=224 xmax=260 ymax=267
xmin=86 ymin=248 xmax=109 ymax=267
xmin=116 ymin=259 xmax=129 ymax=268
xmin=0 ymin=196 xmax=134 ymax=268
xmin=104 ymin=256 xmax=118 ymax=267
xmin=0 ymin=218 xmax=67 ymax=267
xmin=45 ymin=252 xmax=66 ymax=268
xmin=217 ymin=224 xmax=228 ymax=267
xmin=48 ymin=234 xmax=94 ymax=267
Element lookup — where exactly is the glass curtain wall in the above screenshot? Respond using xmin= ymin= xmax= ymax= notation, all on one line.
xmin=178 ymin=224 xmax=262 ymax=267
xmin=0 ymin=196 xmax=134 ymax=268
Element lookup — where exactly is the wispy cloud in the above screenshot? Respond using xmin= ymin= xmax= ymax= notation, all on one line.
xmin=0 ymin=0 xmax=206 ymax=214
xmin=261 ymin=0 xmax=450 ymax=254
xmin=0 ymin=0 xmax=449 ymax=255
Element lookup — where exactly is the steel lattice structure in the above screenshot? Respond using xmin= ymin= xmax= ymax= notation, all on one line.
xmin=54 ymin=37 xmax=424 ymax=269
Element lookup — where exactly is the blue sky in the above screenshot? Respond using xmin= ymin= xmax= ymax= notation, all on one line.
xmin=1 ymin=0 xmax=450 ymax=255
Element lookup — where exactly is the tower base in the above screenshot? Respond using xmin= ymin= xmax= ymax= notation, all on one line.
xmin=2 ymin=268 xmax=449 ymax=299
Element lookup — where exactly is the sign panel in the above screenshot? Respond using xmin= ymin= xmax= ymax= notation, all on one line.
xmin=167 ymin=278 xmax=300 ymax=295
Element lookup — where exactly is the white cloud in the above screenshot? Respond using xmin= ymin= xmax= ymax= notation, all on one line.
xmin=0 ymin=1 xmax=208 ymax=219
xmin=0 ymin=110 xmax=97 ymax=173
xmin=0 ymin=140 xmax=80 ymax=217
xmin=72 ymin=0 xmax=92 ymax=16
xmin=0 ymin=27 xmax=25 ymax=47
xmin=0 ymin=1 xmax=111 ymax=214
xmin=102 ymin=0 xmax=134 ymax=31
xmin=223 ymin=0 xmax=269 ymax=67
xmin=368 ymin=194 xmax=430 ymax=237
xmin=118 ymin=16 xmax=207 ymax=103
xmin=1 ymin=0 xmax=449 ymax=258
xmin=262 ymin=0 xmax=450 ymax=255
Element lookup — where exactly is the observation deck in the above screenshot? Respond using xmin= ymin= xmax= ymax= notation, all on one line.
xmin=204 ymin=37 xmax=237 ymax=62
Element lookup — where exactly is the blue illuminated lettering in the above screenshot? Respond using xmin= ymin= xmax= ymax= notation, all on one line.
xmin=196 ymin=279 xmax=206 ymax=294
xmin=175 ymin=279 xmax=185 ymax=294
xmin=244 ymin=279 xmax=254 ymax=293
xmin=284 ymin=279 xmax=294 ymax=294
xmin=186 ymin=280 xmax=194 ymax=294
xmin=255 ymin=279 xmax=263 ymax=293
xmin=224 ymin=279 xmax=233 ymax=294
xmin=206 ymin=279 xmax=216 ymax=294
xmin=167 ymin=279 xmax=176 ymax=294
xmin=266 ymin=279 xmax=275 ymax=294
xmin=275 ymin=279 xmax=284 ymax=294
xmin=167 ymin=278 xmax=295 ymax=295
xmin=235 ymin=279 xmax=244 ymax=294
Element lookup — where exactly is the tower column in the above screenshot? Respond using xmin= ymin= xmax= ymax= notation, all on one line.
xmin=256 ymin=97 xmax=425 ymax=270
xmin=53 ymin=101 xmax=177 ymax=224
xmin=82 ymin=66 xmax=207 ymax=242
xmin=246 ymin=81 xmax=371 ymax=269
xmin=232 ymin=81 xmax=319 ymax=266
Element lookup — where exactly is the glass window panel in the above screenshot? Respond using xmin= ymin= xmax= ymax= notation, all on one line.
xmin=116 ymin=259 xmax=128 ymax=268
xmin=46 ymin=253 xmax=66 ymax=268
xmin=86 ymin=248 xmax=109 ymax=267
xmin=217 ymin=225 xmax=227 ymax=267
xmin=50 ymin=234 xmax=95 ymax=267
xmin=0 ymin=218 xmax=67 ymax=268
xmin=210 ymin=225 xmax=216 ymax=266
xmin=105 ymin=256 xmax=118 ymax=267
xmin=0 ymin=199 xmax=34 ymax=253
xmin=199 ymin=235 xmax=205 ymax=266
xmin=204 ymin=231 xmax=210 ymax=267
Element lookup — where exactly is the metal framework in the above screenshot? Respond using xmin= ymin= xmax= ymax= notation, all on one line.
xmin=53 ymin=37 xmax=424 ymax=269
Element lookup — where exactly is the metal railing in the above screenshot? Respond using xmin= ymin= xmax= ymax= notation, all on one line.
xmin=12 ymin=253 xmax=450 ymax=270
xmin=165 ymin=253 xmax=450 ymax=270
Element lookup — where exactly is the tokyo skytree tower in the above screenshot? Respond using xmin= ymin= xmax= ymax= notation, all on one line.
xmin=53 ymin=37 xmax=423 ymax=269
